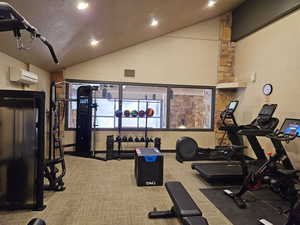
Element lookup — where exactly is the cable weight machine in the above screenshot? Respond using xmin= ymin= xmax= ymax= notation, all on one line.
xmin=45 ymin=81 xmax=70 ymax=191
xmin=75 ymin=85 xmax=99 ymax=157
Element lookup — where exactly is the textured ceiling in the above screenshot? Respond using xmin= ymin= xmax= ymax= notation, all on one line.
xmin=0 ymin=0 xmax=244 ymax=72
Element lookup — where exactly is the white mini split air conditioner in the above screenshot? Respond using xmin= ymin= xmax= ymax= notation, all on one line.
xmin=9 ymin=67 xmax=39 ymax=85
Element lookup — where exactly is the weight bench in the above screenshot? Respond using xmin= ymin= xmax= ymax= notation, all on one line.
xmin=148 ymin=181 xmax=209 ymax=225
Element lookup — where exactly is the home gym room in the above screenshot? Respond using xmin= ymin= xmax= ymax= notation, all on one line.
xmin=1 ymin=0 xmax=300 ymax=225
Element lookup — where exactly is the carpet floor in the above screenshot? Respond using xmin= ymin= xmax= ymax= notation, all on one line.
xmin=1 ymin=153 xmax=233 ymax=225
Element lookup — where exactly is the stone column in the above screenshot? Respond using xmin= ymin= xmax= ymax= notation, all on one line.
xmin=215 ymin=13 xmax=237 ymax=145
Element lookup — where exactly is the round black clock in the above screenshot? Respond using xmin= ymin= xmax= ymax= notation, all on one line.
xmin=263 ymin=84 xmax=273 ymax=96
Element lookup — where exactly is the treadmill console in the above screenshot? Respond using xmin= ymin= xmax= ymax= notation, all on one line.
xmin=255 ymin=104 xmax=278 ymax=126
xmin=220 ymin=100 xmax=239 ymax=126
xmin=258 ymin=104 xmax=277 ymax=117
xmin=280 ymin=118 xmax=300 ymax=137
xmin=227 ymin=101 xmax=239 ymax=113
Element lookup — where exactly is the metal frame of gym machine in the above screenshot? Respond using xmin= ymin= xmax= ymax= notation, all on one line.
xmin=176 ymin=100 xmax=243 ymax=162
xmin=191 ymin=104 xmax=279 ymax=184
xmin=0 ymin=1 xmax=59 ymax=210
xmin=0 ymin=90 xmax=45 ymax=211
xmin=45 ymin=81 xmax=69 ymax=191
xmin=224 ymin=118 xmax=299 ymax=210
xmin=74 ymin=85 xmax=99 ymax=158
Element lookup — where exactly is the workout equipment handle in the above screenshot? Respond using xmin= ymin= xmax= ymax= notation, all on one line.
xmin=37 ymin=34 xmax=59 ymax=64
xmin=267 ymin=132 xmax=297 ymax=142
xmin=0 ymin=2 xmax=59 ymax=64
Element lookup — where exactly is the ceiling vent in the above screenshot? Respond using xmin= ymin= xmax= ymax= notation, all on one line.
xmin=124 ymin=69 xmax=135 ymax=78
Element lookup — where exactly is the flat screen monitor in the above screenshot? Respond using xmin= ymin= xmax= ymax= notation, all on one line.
xmin=280 ymin=118 xmax=300 ymax=137
xmin=228 ymin=101 xmax=239 ymax=111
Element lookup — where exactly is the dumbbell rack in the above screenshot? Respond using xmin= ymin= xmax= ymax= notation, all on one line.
xmin=102 ymin=101 xmax=160 ymax=161
xmin=116 ymin=101 xmax=151 ymax=158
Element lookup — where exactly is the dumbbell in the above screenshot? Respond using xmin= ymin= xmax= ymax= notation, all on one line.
xmin=128 ymin=136 xmax=133 ymax=142
xmin=122 ymin=136 xmax=128 ymax=142
xmin=115 ymin=136 xmax=122 ymax=142
xmin=149 ymin=137 xmax=154 ymax=142
xmin=140 ymin=137 xmax=145 ymax=142
xmin=145 ymin=137 xmax=150 ymax=143
xmin=135 ymin=137 xmax=140 ymax=142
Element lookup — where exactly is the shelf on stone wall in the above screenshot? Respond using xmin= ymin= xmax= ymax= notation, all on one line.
xmin=216 ymin=82 xmax=247 ymax=90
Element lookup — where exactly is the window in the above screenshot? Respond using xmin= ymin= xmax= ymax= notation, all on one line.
xmin=67 ymin=83 xmax=120 ymax=129
xmin=66 ymin=81 xmax=215 ymax=131
xmin=122 ymin=85 xmax=167 ymax=129
xmin=169 ymin=88 xmax=213 ymax=129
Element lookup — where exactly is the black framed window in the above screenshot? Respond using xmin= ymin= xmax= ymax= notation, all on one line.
xmin=65 ymin=80 xmax=215 ymax=131
xmin=67 ymin=83 xmax=120 ymax=129
xmin=122 ymin=85 xmax=167 ymax=129
xmin=169 ymin=88 xmax=213 ymax=129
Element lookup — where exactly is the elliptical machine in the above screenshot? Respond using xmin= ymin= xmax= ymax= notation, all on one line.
xmin=176 ymin=100 xmax=242 ymax=162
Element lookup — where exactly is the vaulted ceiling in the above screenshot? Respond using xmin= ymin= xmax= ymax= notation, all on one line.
xmin=0 ymin=0 xmax=244 ymax=71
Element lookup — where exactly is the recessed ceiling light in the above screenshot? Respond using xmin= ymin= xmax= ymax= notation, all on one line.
xmin=77 ymin=1 xmax=89 ymax=10
xmin=150 ymin=18 xmax=159 ymax=27
xmin=208 ymin=0 xmax=217 ymax=7
xmin=90 ymin=39 xmax=99 ymax=47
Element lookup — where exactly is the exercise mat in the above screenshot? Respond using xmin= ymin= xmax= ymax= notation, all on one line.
xmin=200 ymin=187 xmax=290 ymax=225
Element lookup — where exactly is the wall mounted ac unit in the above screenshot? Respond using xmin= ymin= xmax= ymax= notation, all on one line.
xmin=9 ymin=67 xmax=39 ymax=85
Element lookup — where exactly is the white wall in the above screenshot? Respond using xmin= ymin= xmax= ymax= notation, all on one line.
xmin=234 ymin=9 xmax=300 ymax=167
xmin=0 ymin=51 xmax=51 ymax=104
xmin=64 ymin=17 xmax=221 ymax=150
xmin=0 ymin=51 xmax=51 ymax=152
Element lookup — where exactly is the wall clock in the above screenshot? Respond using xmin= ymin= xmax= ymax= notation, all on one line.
xmin=263 ymin=84 xmax=273 ymax=96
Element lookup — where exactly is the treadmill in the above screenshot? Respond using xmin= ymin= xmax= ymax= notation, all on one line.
xmin=191 ymin=104 xmax=279 ymax=184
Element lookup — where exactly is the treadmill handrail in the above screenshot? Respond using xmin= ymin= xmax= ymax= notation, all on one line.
xmin=238 ymin=128 xmax=274 ymax=136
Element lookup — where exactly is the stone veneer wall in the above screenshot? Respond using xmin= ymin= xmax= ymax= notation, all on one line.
xmin=215 ymin=13 xmax=237 ymax=145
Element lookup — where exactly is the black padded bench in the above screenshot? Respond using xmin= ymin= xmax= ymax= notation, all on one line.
xmin=183 ymin=216 xmax=209 ymax=225
xmin=148 ymin=181 xmax=209 ymax=225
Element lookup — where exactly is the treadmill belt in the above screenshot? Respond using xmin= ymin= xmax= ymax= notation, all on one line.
xmin=192 ymin=163 xmax=243 ymax=183
xmin=200 ymin=187 xmax=289 ymax=225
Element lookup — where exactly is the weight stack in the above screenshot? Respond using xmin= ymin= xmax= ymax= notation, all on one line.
xmin=106 ymin=135 xmax=114 ymax=160
xmin=154 ymin=137 xmax=161 ymax=150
